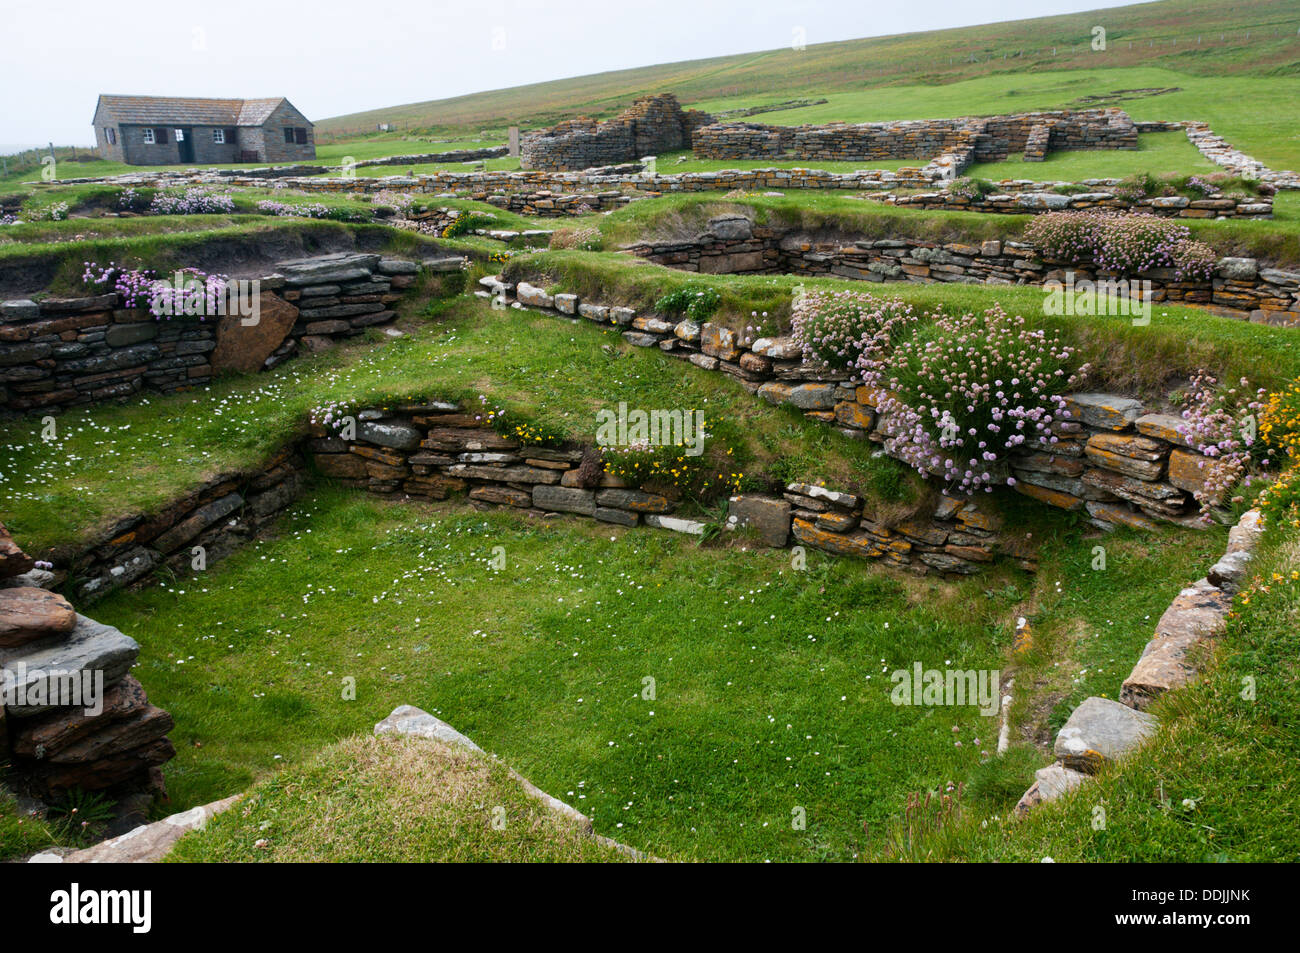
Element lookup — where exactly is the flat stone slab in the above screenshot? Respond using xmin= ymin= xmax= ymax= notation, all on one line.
xmin=1066 ymin=393 xmax=1143 ymax=430
xmin=1054 ymin=696 xmax=1157 ymax=772
xmin=726 ymin=494 xmax=792 ymax=547
xmin=533 ymin=485 xmax=597 ymax=515
xmin=1 ymin=615 xmax=139 ymax=716
xmin=30 ymin=795 xmax=242 ymax=863
xmin=358 ymin=421 xmax=422 ymax=450
xmin=1120 ymin=578 xmax=1230 ymax=710
xmin=0 ymin=587 xmax=77 ymax=648
xmin=375 ymin=704 xmax=483 ymax=752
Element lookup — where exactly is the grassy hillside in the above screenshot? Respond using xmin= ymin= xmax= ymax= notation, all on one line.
xmin=319 ymin=0 xmax=1300 ymax=138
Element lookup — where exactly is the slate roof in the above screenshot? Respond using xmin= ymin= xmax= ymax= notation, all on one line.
xmin=95 ymin=96 xmax=302 ymax=126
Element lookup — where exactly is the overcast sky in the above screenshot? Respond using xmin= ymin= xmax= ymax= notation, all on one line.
xmin=3 ymin=0 xmax=1117 ymax=148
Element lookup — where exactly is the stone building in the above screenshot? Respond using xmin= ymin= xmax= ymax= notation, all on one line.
xmin=92 ymin=95 xmax=315 ymax=165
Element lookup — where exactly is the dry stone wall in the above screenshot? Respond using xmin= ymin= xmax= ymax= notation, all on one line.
xmin=0 ymin=253 xmax=463 ymax=414
xmin=486 ymin=271 xmax=1233 ymax=537
xmin=305 ymin=400 xmax=1027 ymax=578
xmin=624 ymin=216 xmax=1300 ymax=325
xmin=69 ymin=447 xmax=308 ymax=605
xmin=521 ymin=95 xmax=714 ymax=172
xmin=1 ymin=524 xmax=174 ymax=800
xmin=692 ymin=109 xmax=1138 ymax=171
xmin=1013 ymin=508 xmax=1263 ymax=816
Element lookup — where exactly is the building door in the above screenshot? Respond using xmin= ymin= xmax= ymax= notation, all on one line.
xmin=176 ymin=128 xmax=194 ymax=163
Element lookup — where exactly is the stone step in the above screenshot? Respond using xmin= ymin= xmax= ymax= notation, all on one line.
xmin=1053 ymin=696 xmax=1157 ymax=773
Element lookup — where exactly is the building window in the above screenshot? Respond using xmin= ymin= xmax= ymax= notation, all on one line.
xmin=213 ymin=128 xmax=225 ymax=144
xmin=284 ymin=127 xmax=295 ymax=144
xmin=174 ymin=128 xmax=185 ymax=142
xmin=105 ymin=127 xmax=117 ymax=145
xmin=143 ymin=128 xmax=155 ymax=144
xmin=295 ymin=127 xmax=308 ymax=145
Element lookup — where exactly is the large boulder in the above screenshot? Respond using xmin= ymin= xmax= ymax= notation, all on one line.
xmin=209 ymin=292 xmax=300 ymax=375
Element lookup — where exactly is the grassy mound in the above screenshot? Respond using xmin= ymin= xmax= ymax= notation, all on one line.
xmin=167 ymin=734 xmax=633 ymax=862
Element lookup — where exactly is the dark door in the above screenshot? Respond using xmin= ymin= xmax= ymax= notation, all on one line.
xmin=177 ymin=128 xmax=194 ymax=163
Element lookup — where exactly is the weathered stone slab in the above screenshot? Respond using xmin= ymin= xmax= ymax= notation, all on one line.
xmin=358 ymin=420 xmax=421 ymax=450
xmin=1135 ymin=413 xmax=1191 ymax=447
xmin=1119 ymin=579 xmax=1230 ymax=710
xmin=450 ymin=464 xmax=560 ymax=484
xmin=31 ymin=795 xmax=242 ymax=864
xmin=726 ymin=495 xmax=792 ymax=547
xmin=1065 ymin=393 xmax=1143 ymax=430
xmin=0 ymin=588 xmax=76 ymax=648
xmin=533 ymin=485 xmax=597 ymax=515
xmin=1 ymin=615 xmax=140 ymax=716
xmin=786 ymin=482 xmax=859 ymax=510
xmin=594 ymin=489 xmax=672 ymax=513
xmin=1053 ymin=696 xmax=1157 ymax=772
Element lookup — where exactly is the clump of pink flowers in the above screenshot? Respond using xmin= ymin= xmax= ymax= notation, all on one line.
xmin=256 ymin=199 xmax=331 ymax=218
xmin=149 ymin=267 xmax=229 ymax=318
xmin=790 ymin=289 xmax=918 ymax=374
xmin=82 ymin=260 xmax=228 ymax=318
xmin=1025 ymin=210 xmax=1216 ymax=282
xmin=1176 ymin=371 xmax=1268 ymax=511
xmin=150 ymin=188 xmax=236 ymax=215
xmin=83 ymin=261 xmax=159 ymax=308
xmin=857 ymin=305 xmax=1088 ymax=494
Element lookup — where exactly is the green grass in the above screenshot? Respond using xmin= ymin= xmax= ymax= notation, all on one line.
xmin=0 ymin=293 xmax=915 ymax=555
xmin=82 ymin=480 xmax=1219 ymax=862
xmin=965 ymin=130 xmax=1219 ymax=181
xmin=0 ymin=789 xmax=59 ymax=860
xmin=166 ymin=733 xmax=633 ymax=862
xmin=940 ymin=532 xmax=1300 ymax=862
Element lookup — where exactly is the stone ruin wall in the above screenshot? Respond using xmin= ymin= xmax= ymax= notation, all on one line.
xmin=692 ymin=108 xmax=1139 ymax=169
xmin=1 ymin=526 xmax=175 ymax=805
xmin=0 ymin=253 xmax=465 ymax=414
xmin=623 ymin=216 xmax=1299 ymax=326
xmin=520 ymin=94 xmax=715 ymax=172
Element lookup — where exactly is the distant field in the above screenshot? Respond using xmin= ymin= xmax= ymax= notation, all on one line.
xmin=316 ymin=0 xmax=1300 ymax=144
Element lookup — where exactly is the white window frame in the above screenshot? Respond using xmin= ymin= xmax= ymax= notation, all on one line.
xmin=143 ymin=128 xmax=155 ymax=144
xmin=174 ymin=128 xmax=185 ymax=142
xmin=213 ymin=128 xmax=225 ymax=144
